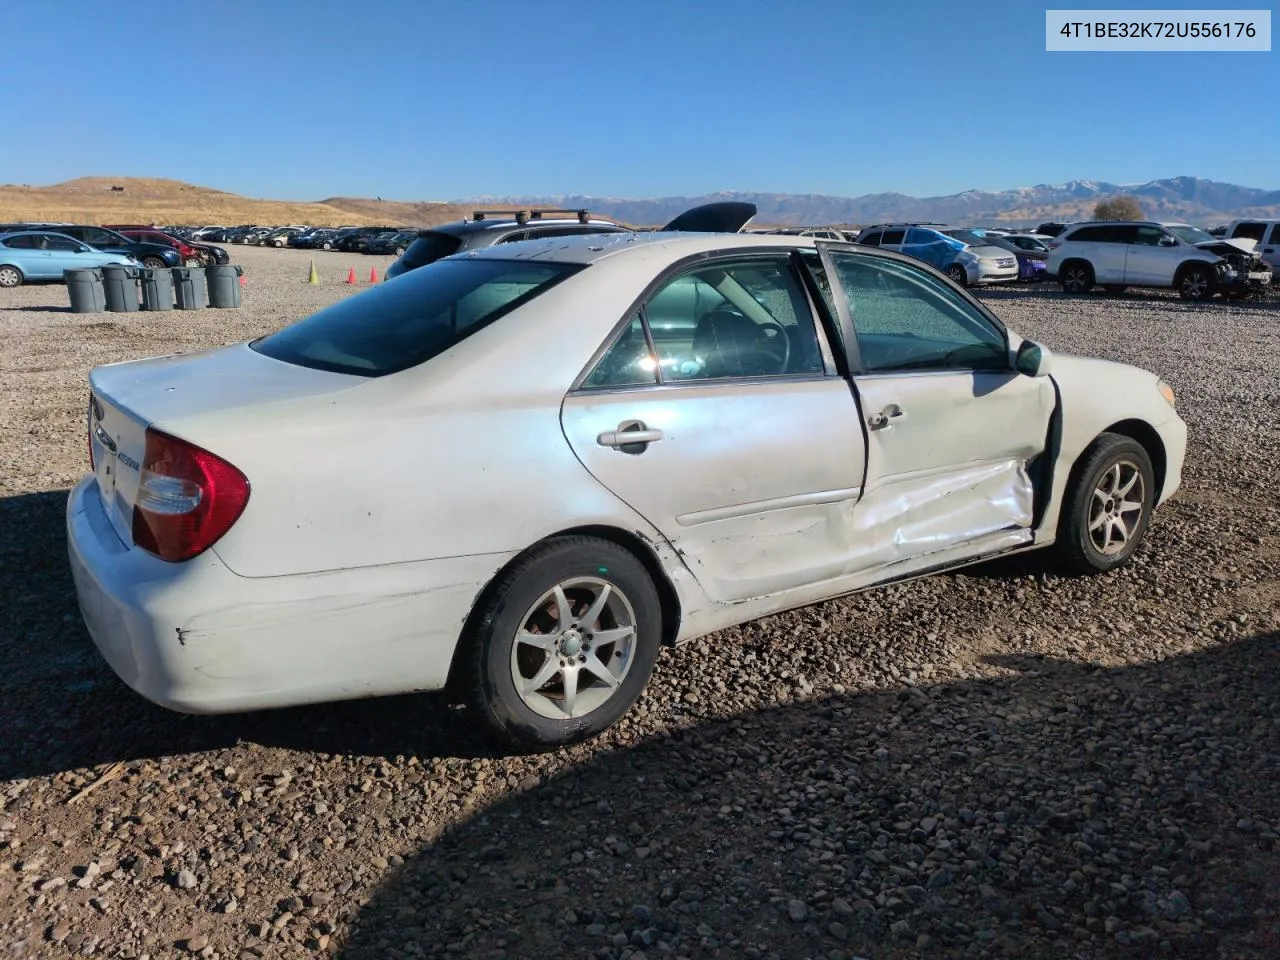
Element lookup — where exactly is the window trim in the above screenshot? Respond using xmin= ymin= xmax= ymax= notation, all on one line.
xmin=813 ymin=242 xmax=1012 ymax=377
xmin=569 ymin=248 xmax=840 ymax=394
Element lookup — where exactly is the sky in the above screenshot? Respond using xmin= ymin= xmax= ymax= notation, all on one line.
xmin=2 ymin=0 xmax=1275 ymax=201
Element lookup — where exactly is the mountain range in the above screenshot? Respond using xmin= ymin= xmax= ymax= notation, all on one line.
xmin=459 ymin=176 xmax=1280 ymax=227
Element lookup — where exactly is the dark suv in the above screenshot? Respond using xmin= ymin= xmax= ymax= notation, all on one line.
xmin=10 ymin=224 xmax=183 ymax=270
xmin=385 ymin=209 xmax=631 ymax=280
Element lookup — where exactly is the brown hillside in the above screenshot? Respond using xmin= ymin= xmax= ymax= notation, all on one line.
xmin=0 ymin=177 xmax=631 ymax=230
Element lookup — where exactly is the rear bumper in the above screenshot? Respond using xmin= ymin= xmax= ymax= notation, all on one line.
xmin=66 ymin=476 xmax=511 ymax=714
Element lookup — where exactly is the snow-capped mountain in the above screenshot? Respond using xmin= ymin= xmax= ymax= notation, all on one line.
xmin=459 ymin=177 xmax=1280 ymax=227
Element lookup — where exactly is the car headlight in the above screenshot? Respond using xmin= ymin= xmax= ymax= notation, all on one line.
xmin=1157 ymin=379 xmax=1176 ymax=408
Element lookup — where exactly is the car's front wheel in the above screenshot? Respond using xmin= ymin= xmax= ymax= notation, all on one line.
xmin=1052 ymin=433 xmax=1155 ymax=575
xmin=1177 ymin=265 xmax=1216 ymax=301
xmin=1060 ymin=261 xmax=1094 ymax=294
xmin=947 ymin=264 xmax=968 ymax=286
xmin=464 ymin=536 xmax=662 ymax=749
xmin=141 ymin=257 xmax=168 ymax=270
xmin=0 ymin=265 xmax=23 ymax=287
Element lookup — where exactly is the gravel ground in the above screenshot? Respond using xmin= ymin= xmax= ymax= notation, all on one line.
xmin=0 ymin=247 xmax=1277 ymax=960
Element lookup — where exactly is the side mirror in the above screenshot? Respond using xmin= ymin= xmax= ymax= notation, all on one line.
xmin=1158 ymin=235 xmax=1177 ymax=247
xmin=1015 ymin=339 xmax=1053 ymax=378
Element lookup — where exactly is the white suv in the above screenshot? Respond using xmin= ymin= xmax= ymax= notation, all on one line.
xmin=1224 ymin=219 xmax=1280 ymax=275
xmin=1046 ymin=220 xmax=1272 ymax=301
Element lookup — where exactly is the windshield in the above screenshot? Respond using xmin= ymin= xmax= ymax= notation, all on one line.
xmin=250 ymin=258 xmax=582 ymax=377
xmin=399 ymin=231 xmax=464 ymax=269
xmin=1168 ymin=225 xmax=1218 ymax=245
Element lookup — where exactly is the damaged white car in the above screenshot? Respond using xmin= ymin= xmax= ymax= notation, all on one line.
xmin=68 ymin=229 xmax=1188 ymax=748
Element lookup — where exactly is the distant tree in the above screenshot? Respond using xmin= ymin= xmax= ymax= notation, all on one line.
xmin=1093 ymin=195 xmax=1145 ymax=220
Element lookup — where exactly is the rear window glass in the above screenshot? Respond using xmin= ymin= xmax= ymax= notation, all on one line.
xmin=398 ymin=231 xmax=463 ymax=270
xmin=251 ymin=258 xmax=582 ymax=377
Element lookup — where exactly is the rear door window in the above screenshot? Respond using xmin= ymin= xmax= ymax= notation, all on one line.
xmin=1267 ymin=224 xmax=1280 ymax=245
xmin=251 ymin=258 xmax=582 ymax=377
xmin=881 ymin=229 xmax=906 ymax=245
xmin=1230 ymin=221 xmax=1267 ymax=242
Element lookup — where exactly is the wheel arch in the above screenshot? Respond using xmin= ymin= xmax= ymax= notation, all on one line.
xmin=443 ymin=523 xmax=683 ymax=697
xmin=1173 ymin=258 xmax=1216 ymax=286
xmin=0 ymin=262 xmax=25 ymax=281
xmin=1098 ymin=418 xmax=1168 ymax=501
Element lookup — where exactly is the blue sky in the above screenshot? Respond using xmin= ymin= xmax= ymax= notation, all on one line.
xmin=2 ymin=0 xmax=1274 ymax=200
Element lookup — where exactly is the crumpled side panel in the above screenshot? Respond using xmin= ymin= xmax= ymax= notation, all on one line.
xmin=848 ymin=458 xmax=1034 ymax=573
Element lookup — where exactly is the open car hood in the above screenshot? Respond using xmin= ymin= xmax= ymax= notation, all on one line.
xmin=660 ymin=201 xmax=757 ymax=233
xmin=1196 ymin=237 xmax=1256 ymax=255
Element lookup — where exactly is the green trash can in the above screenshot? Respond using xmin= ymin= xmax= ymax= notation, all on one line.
xmin=64 ymin=268 xmax=106 ymax=313
xmin=171 ymin=267 xmax=208 ymax=310
xmin=206 ymin=264 xmax=244 ymax=308
xmin=101 ymin=264 xmax=140 ymax=313
xmin=140 ymin=267 xmax=175 ymax=311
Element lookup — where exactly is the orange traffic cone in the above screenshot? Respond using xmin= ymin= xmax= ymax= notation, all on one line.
xmin=369 ymin=267 xmax=379 ymax=283
xmin=346 ymin=267 xmax=356 ymax=284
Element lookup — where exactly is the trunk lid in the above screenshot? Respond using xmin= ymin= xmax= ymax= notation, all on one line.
xmin=87 ymin=342 xmax=368 ymax=546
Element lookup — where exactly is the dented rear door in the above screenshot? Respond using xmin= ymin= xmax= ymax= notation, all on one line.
xmin=815 ymin=244 xmax=1054 ymax=574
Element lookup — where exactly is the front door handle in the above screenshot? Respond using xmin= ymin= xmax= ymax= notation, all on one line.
xmin=868 ymin=405 xmax=906 ymax=430
xmin=598 ymin=420 xmax=663 ymax=452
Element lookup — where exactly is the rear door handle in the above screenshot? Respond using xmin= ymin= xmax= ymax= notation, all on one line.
xmin=598 ymin=420 xmax=664 ymax=449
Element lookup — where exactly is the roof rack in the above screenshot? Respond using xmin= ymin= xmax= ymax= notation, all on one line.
xmin=861 ymin=221 xmax=948 ymax=230
xmin=471 ymin=208 xmax=593 ymax=225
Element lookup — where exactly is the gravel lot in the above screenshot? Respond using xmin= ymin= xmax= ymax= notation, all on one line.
xmin=1 ymin=246 xmax=1277 ymax=960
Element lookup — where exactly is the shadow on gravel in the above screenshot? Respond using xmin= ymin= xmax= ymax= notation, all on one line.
xmin=0 ymin=490 xmax=514 ymax=783
xmin=11 ymin=305 xmax=72 ymax=313
xmin=338 ymin=634 xmax=1280 ymax=960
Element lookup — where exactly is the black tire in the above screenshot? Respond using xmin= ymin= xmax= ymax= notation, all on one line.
xmin=321 ymin=241 xmax=332 ymax=250
xmin=1060 ymin=261 xmax=1094 ymax=294
xmin=0 ymin=264 xmax=23 ymax=288
xmin=394 ymin=246 xmax=405 ymax=257
xmin=1177 ymin=264 xmax=1216 ymax=301
xmin=141 ymin=257 xmax=168 ymax=270
xmin=464 ymin=536 xmax=662 ymax=749
xmin=946 ymin=264 xmax=968 ymax=286
xmin=1051 ymin=433 xmax=1155 ymax=575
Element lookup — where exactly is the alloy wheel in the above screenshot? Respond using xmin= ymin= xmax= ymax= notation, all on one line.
xmin=510 ymin=577 xmax=637 ymax=721
xmin=1088 ymin=460 xmax=1145 ymax=556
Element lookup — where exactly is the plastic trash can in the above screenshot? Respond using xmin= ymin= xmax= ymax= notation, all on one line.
xmin=64 ymin=268 xmax=106 ymax=313
xmin=206 ymin=264 xmax=244 ymax=308
xmin=101 ymin=264 xmax=140 ymax=313
xmin=171 ymin=267 xmax=208 ymax=310
xmin=140 ymin=267 xmax=175 ymax=311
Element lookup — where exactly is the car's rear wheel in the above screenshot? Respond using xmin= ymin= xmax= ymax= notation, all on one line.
xmin=1052 ymin=433 xmax=1155 ymax=575
xmin=1060 ymin=261 xmax=1094 ymax=294
xmin=946 ymin=264 xmax=968 ymax=286
xmin=464 ymin=536 xmax=662 ymax=749
xmin=321 ymin=241 xmax=333 ymax=250
xmin=141 ymin=257 xmax=168 ymax=270
xmin=0 ymin=265 xmax=23 ymax=287
xmin=394 ymin=246 xmax=406 ymax=257
xmin=1178 ymin=265 xmax=1216 ymax=301
xmin=183 ymin=257 xmax=203 ymax=267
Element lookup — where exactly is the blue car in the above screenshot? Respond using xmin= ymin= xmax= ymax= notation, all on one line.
xmin=0 ymin=231 xmax=140 ymax=288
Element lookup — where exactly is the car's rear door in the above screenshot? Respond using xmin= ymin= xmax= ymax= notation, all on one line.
xmin=560 ymin=251 xmax=867 ymax=603
xmin=811 ymin=243 xmax=1055 ymax=574
xmin=6 ymin=234 xmax=55 ymax=278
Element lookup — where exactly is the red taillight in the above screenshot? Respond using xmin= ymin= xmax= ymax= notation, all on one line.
xmin=132 ymin=429 xmax=250 ymax=563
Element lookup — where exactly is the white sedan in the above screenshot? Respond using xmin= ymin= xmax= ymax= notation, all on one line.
xmin=68 ymin=230 xmax=1188 ymax=748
